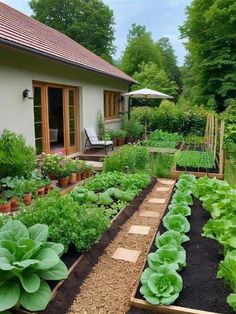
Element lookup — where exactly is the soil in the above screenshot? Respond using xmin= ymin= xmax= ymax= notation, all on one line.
xmin=41 ymin=177 xmax=157 ymax=314
xmin=176 ymin=165 xmax=220 ymax=174
xmin=129 ymin=197 xmax=234 ymax=314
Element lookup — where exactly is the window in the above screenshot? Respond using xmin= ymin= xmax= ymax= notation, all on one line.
xmin=104 ymin=91 xmax=121 ymax=120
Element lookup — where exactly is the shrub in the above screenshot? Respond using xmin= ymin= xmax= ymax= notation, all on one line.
xmin=0 ymin=130 xmax=37 ymax=178
xmin=104 ymin=145 xmax=149 ymax=172
xmin=131 ymin=101 xmax=210 ymax=136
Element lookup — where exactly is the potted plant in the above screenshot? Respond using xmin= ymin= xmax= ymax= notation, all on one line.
xmin=66 ymin=159 xmax=78 ymax=185
xmin=0 ymin=197 xmax=11 ymax=213
xmin=44 ymin=177 xmax=53 ymax=194
xmin=15 ymin=179 xmax=37 ymax=205
xmin=54 ymin=162 xmax=71 ymax=187
xmin=40 ymin=153 xmax=63 ymax=179
xmin=3 ymin=189 xmax=19 ymax=211
xmin=75 ymin=160 xmax=84 ymax=181
xmin=116 ymin=130 xmax=127 ymax=146
xmin=84 ymin=163 xmax=93 ymax=178
xmin=81 ymin=161 xmax=88 ymax=180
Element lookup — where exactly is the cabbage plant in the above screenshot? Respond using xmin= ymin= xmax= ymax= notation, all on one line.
xmin=163 ymin=214 xmax=190 ymax=234
xmin=148 ymin=244 xmax=186 ymax=271
xmin=140 ymin=265 xmax=183 ymax=305
xmin=0 ymin=220 xmax=68 ymax=312
xmin=155 ymin=231 xmax=189 ymax=249
xmin=168 ymin=204 xmax=191 ymax=217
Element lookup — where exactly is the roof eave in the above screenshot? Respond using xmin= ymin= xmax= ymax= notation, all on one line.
xmin=0 ymin=38 xmax=137 ymax=84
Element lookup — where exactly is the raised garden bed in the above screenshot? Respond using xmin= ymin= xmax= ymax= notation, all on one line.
xmin=129 ymin=197 xmax=233 ymax=314
xmin=13 ymin=177 xmax=157 ymax=314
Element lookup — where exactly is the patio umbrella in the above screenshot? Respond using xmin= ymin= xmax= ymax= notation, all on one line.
xmin=123 ymin=87 xmax=174 ymax=138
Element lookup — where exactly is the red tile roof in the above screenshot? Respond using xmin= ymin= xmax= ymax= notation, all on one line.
xmin=0 ymin=2 xmax=135 ymax=83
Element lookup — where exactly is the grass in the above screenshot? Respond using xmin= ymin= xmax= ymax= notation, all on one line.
xmin=149 ymin=152 xmax=176 ymax=178
xmin=225 ymin=158 xmax=236 ymax=185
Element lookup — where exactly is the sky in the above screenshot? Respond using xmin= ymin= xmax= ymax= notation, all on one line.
xmin=1 ymin=0 xmax=192 ymax=65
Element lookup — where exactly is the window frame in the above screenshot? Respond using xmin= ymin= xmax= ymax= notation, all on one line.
xmin=104 ymin=90 xmax=121 ymax=121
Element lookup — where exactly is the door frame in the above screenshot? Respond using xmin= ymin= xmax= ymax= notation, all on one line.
xmin=33 ymin=81 xmax=80 ymax=155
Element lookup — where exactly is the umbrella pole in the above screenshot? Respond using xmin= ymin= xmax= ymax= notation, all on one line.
xmin=145 ymin=96 xmax=148 ymax=140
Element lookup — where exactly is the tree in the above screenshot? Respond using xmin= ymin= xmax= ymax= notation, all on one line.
xmin=180 ymin=0 xmax=236 ymax=112
xmin=158 ymin=37 xmax=182 ymax=92
xmin=29 ymin=0 xmax=115 ymax=62
xmin=120 ymin=24 xmax=163 ymax=76
xmin=132 ymin=62 xmax=178 ymax=99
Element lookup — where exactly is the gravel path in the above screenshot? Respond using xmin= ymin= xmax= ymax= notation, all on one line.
xmin=68 ymin=179 xmax=175 ymax=314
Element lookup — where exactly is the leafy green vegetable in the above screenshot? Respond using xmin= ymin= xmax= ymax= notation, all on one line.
xmin=140 ymin=265 xmax=183 ymax=305
xmin=148 ymin=244 xmax=186 ymax=271
xmin=163 ymin=214 xmax=190 ymax=234
xmin=168 ymin=204 xmax=191 ymax=217
xmin=0 ymin=220 xmax=68 ymax=312
xmin=155 ymin=231 xmax=189 ymax=249
xmin=171 ymin=190 xmax=193 ymax=206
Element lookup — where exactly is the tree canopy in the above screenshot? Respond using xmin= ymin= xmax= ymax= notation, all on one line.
xmin=120 ymin=24 xmax=163 ymax=76
xmin=29 ymin=0 xmax=115 ymax=62
xmin=180 ymin=0 xmax=236 ymax=112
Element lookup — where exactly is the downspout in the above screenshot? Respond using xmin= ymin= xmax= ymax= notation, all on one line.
xmin=128 ymin=82 xmax=133 ymax=120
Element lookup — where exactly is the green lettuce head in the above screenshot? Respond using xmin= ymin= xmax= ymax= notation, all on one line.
xmin=148 ymin=244 xmax=186 ymax=271
xmin=168 ymin=204 xmax=191 ymax=217
xmin=0 ymin=220 xmax=68 ymax=312
xmin=155 ymin=230 xmax=189 ymax=249
xmin=163 ymin=214 xmax=190 ymax=234
xmin=140 ymin=265 xmax=183 ymax=305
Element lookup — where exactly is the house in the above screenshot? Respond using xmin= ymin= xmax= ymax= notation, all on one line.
xmin=0 ymin=2 xmax=136 ymax=155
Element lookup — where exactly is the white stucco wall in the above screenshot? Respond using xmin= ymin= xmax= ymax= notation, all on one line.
xmin=0 ymin=46 xmax=130 ymax=151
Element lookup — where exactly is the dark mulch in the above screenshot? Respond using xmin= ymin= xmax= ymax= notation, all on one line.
xmin=41 ymin=177 xmax=157 ymax=314
xmin=128 ymin=197 xmax=234 ymax=314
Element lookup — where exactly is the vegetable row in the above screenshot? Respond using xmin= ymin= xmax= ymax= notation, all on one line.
xmin=140 ymin=174 xmax=196 ymax=305
xmin=194 ymin=176 xmax=236 ymax=312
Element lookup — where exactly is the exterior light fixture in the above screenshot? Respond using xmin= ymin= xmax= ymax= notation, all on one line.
xmin=23 ymin=89 xmax=34 ymax=99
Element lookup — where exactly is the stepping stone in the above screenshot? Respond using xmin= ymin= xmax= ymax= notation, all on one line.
xmin=156 ymin=187 xmax=170 ymax=192
xmin=111 ymin=248 xmax=141 ymax=263
xmin=148 ymin=198 xmax=166 ymax=204
xmin=160 ymin=179 xmax=175 ymax=185
xmin=139 ymin=211 xmax=160 ymax=218
xmin=128 ymin=225 xmax=150 ymax=235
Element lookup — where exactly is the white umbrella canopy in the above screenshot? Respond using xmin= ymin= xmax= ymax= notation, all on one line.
xmin=123 ymin=88 xmax=174 ymax=138
xmin=123 ymin=87 xmax=174 ymax=99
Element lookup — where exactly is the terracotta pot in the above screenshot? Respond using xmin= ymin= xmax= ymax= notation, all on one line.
xmin=0 ymin=202 xmax=11 ymax=213
xmin=45 ymin=184 xmax=53 ymax=194
xmin=11 ymin=196 xmax=20 ymax=210
xmin=58 ymin=177 xmax=69 ymax=187
xmin=117 ymin=138 xmax=125 ymax=146
xmin=81 ymin=171 xmax=87 ymax=180
xmin=68 ymin=173 xmax=77 ymax=185
xmin=49 ymin=173 xmax=57 ymax=180
xmin=37 ymin=186 xmax=46 ymax=197
xmin=76 ymin=173 xmax=82 ymax=181
xmin=23 ymin=193 xmax=32 ymax=205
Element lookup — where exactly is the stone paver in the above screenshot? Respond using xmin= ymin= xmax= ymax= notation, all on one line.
xmin=128 ymin=225 xmax=150 ymax=235
xmin=148 ymin=198 xmax=166 ymax=204
xmin=111 ymin=248 xmax=141 ymax=263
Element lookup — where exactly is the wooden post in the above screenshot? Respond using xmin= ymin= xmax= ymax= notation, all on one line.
xmin=213 ymin=117 xmax=218 ymax=161
xmin=219 ymin=121 xmax=225 ymax=175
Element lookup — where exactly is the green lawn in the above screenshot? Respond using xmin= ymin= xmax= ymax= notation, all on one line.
xmin=225 ymin=158 xmax=236 ymax=185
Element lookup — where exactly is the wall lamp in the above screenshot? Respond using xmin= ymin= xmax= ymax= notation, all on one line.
xmin=23 ymin=89 xmax=34 ymax=100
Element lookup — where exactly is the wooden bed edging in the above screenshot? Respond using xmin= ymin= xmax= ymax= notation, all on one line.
xmin=171 ymin=164 xmax=224 ymax=180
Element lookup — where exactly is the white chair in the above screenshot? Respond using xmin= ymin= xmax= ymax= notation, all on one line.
xmin=84 ymin=127 xmax=113 ymax=154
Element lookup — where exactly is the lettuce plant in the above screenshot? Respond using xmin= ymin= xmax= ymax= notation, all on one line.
xmin=148 ymin=244 xmax=186 ymax=271
xmin=163 ymin=214 xmax=190 ymax=234
xmin=171 ymin=190 xmax=193 ymax=206
xmin=0 ymin=220 xmax=68 ymax=312
xmin=155 ymin=231 xmax=189 ymax=249
xmin=168 ymin=204 xmax=191 ymax=217
xmin=140 ymin=265 xmax=183 ymax=305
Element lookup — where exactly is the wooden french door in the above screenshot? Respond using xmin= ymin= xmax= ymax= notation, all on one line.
xmin=33 ymin=82 xmax=79 ymax=155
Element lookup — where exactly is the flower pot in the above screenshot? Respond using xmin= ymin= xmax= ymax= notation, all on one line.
xmin=76 ymin=173 xmax=82 ymax=181
xmin=81 ymin=171 xmax=87 ymax=180
xmin=117 ymin=138 xmax=125 ymax=146
xmin=45 ymin=184 xmax=53 ymax=194
xmin=68 ymin=173 xmax=77 ymax=185
xmin=10 ymin=196 xmax=20 ymax=210
xmin=0 ymin=202 xmax=11 ymax=213
xmin=58 ymin=177 xmax=69 ymax=187
xmin=49 ymin=173 xmax=57 ymax=180
xmin=37 ymin=186 xmax=45 ymax=197
xmin=23 ymin=193 xmax=32 ymax=205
